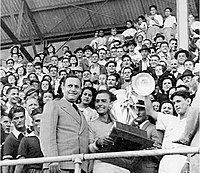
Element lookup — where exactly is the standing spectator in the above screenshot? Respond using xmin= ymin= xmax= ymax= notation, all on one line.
xmin=14 ymin=108 xmax=44 ymax=173
xmin=163 ymin=7 xmax=177 ymax=42
xmin=133 ymin=99 xmax=162 ymax=173
xmin=3 ymin=106 xmax=27 ymax=173
xmin=138 ymin=45 xmax=151 ymax=71
xmin=40 ymin=75 xmax=89 ymax=173
xmin=157 ymin=41 xmax=171 ymax=67
xmin=146 ymin=5 xmax=163 ymax=40
xmin=105 ymin=61 xmax=117 ymax=76
xmin=145 ymin=90 xmax=192 ymax=173
xmin=120 ymin=67 xmax=133 ymax=89
xmin=16 ymin=66 xmax=26 ymax=87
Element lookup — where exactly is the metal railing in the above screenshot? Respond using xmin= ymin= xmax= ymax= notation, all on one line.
xmin=0 ymin=147 xmax=199 ymax=173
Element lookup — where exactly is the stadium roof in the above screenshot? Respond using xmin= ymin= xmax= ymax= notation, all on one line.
xmin=1 ymin=0 xmax=199 ymax=52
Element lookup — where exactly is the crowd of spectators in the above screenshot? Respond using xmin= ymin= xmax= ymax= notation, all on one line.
xmin=0 ymin=4 xmax=200 ymax=173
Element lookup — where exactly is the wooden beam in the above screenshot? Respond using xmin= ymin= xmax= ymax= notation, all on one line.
xmin=17 ymin=1 xmax=24 ymax=39
xmin=23 ymin=0 xmax=43 ymax=41
xmin=1 ymin=18 xmax=33 ymax=62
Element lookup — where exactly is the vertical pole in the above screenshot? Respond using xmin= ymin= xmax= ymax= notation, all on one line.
xmin=176 ymin=0 xmax=189 ymax=49
xmin=74 ymin=157 xmax=82 ymax=173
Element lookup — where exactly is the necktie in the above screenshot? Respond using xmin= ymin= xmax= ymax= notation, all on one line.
xmin=72 ymin=103 xmax=81 ymax=116
xmin=18 ymin=133 xmax=24 ymax=140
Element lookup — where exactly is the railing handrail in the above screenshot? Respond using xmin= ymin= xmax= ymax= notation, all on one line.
xmin=0 ymin=147 xmax=199 ymax=166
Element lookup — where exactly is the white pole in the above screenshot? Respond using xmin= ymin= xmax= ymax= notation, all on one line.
xmin=176 ymin=0 xmax=189 ymax=49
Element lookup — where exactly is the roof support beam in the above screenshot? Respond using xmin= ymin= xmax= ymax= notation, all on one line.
xmin=1 ymin=18 xmax=33 ymax=62
xmin=16 ymin=1 xmax=24 ymax=39
xmin=23 ymin=0 xmax=43 ymax=41
xmin=1 ymin=0 xmax=106 ymax=17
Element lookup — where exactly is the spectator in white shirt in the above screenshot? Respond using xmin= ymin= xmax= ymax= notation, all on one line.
xmin=122 ymin=20 xmax=137 ymax=39
xmin=146 ymin=5 xmax=163 ymax=40
xmin=163 ymin=7 xmax=177 ymax=42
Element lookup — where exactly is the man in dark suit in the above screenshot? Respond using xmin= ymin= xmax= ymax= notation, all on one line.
xmin=40 ymin=75 xmax=89 ymax=173
xmin=133 ymin=100 xmax=162 ymax=173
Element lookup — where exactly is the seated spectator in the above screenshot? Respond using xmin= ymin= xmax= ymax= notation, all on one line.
xmin=134 ymin=15 xmax=148 ymax=39
xmin=146 ymin=5 xmax=163 ymax=40
xmin=163 ymin=7 xmax=177 ymax=42
xmin=107 ymin=28 xmax=122 ymax=48
xmin=122 ymin=20 xmax=137 ymax=40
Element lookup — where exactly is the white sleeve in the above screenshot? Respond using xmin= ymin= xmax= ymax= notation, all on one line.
xmin=156 ymin=112 xmax=174 ymax=130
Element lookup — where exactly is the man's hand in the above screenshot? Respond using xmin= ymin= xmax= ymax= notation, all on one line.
xmin=48 ymin=162 xmax=60 ymax=173
xmin=96 ymin=136 xmax=114 ymax=148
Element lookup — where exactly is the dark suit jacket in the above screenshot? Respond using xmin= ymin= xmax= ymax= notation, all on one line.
xmin=132 ymin=121 xmax=162 ymax=173
xmin=40 ymin=98 xmax=89 ymax=172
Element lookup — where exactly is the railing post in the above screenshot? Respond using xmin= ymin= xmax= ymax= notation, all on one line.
xmin=72 ymin=154 xmax=83 ymax=173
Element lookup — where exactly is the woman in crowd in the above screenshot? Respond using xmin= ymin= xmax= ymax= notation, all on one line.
xmin=16 ymin=66 xmax=26 ymax=87
xmin=39 ymin=79 xmax=53 ymax=95
xmin=77 ymin=87 xmax=98 ymax=122
xmin=6 ymin=73 xmax=18 ymax=87
xmin=41 ymin=90 xmax=54 ymax=109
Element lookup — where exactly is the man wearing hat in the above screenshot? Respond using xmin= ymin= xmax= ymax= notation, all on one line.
xmin=174 ymin=49 xmax=190 ymax=74
xmin=179 ymin=69 xmax=194 ymax=87
xmin=133 ymin=99 xmax=162 ymax=173
xmin=138 ymin=45 xmax=150 ymax=71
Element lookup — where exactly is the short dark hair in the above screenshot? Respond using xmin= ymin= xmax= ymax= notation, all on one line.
xmin=95 ymin=90 xmax=116 ymax=102
xmin=165 ymin=7 xmax=172 ymax=12
xmin=184 ymin=59 xmax=195 ymax=67
xmin=6 ymin=86 xmax=19 ymax=95
xmin=176 ymin=85 xmax=189 ymax=91
xmin=170 ymin=90 xmax=191 ymax=100
xmin=48 ymin=65 xmax=58 ymax=72
xmin=149 ymin=5 xmax=157 ymax=11
xmin=8 ymin=105 xmax=25 ymax=120
xmin=160 ymin=41 xmax=169 ymax=48
xmin=34 ymin=62 xmax=43 ymax=68
xmin=62 ymin=74 xmax=82 ymax=86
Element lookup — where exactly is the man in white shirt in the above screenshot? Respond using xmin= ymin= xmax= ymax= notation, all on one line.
xmin=146 ymin=5 xmax=163 ymax=40
xmin=163 ymin=7 xmax=177 ymax=42
xmin=145 ymin=90 xmax=192 ymax=173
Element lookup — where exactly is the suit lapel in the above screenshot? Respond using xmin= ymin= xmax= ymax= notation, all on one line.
xmin=59 ymin=98 xmax=81 ymax=124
